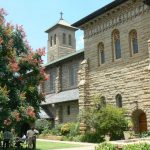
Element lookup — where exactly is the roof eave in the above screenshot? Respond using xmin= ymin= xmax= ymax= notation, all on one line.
xmin=72 ymin=0 xmax=128 ymax=27
xmin=45 ymin=24 xmax=78 ymax=33
xmin=44 ymin=49 xmax=84 ymax=68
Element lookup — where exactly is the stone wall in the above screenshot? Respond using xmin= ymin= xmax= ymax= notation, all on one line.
xmin=44 ymin=56 xmax=83 ymax=94
xmin=43 ymin=53 xmax=83 ymax=124
xmin=48 ymin=101 xmax=79 ymax=125
xmin=47 ymin=27 xmax=76 ymax=63
xmin=79 ymin=0 xmax=150 ymax=130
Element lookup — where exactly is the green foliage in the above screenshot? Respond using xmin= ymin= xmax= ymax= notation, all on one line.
xmin=35 ymin=119 xmax=51 ymax=134
xmin=79 ymin=132 xmax=103 ymax=143
xmin=138 ymin=131 xmax=150 ymax=138
xmin=79 ymin=94 xmax=127 ymax=140
xmin=95 ymin=142 xmax=116 ymax=150
xmin=61 ymin=122 xmax=80 ymax=136
xmin=123 ymin=143 xmax=150 ymax=150
xmin=0 ymin=8 xmax=47 ymax=130
xmin=49 ymin=124 xmax=63 ymax=136
xmin=61 ymin=123 xmax=71 ymax=135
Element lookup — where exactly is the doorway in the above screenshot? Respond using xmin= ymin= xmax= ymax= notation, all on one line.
xmin=132 ymin=109 xmax=147 ymax=133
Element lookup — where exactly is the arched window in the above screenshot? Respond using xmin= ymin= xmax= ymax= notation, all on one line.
xmin=116 ymin=94 xmax=122 ymax=108
xmin=129 ymin=30 xmax=138 ymax=55
xmin=54 ymin=34 xmax=56 ymax=45
xmin=50 ymin=36 xmax=53 ymax=47
xmin=101 ymin=96 xmax=106 ymax=107
xmin=68 ymin=34 xmax=72 ymax=46
xmin=63 ymin=33 xmax=66 ymax=44
xmin=112 ymin=30 xmax=121 ymax=60
xmin=98 ymin=42 xmax=105 ymax=65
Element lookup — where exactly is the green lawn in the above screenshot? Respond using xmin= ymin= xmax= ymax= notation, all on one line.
xmin=0 ymin=140 xmax=84 ymax=150
xmin=36 ymin=140 xmax=83 ymax=150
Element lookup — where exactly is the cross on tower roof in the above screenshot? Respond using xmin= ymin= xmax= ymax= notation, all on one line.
xmin=60 ymin=11 xmax=63 ymax=20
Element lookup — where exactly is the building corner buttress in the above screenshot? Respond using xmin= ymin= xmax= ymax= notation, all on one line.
xmin=78 ymin=59 xmax=89 ymax=133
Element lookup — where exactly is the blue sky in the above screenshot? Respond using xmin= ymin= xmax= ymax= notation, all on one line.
xmin=0 ymin=0 xmax=113 ymax=63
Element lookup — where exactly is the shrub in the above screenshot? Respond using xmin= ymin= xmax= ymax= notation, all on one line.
xmin=61 ymin=123 xmax=71 ymax=135
xmin=49 ymin=124 xmax=62 ymax=136
xmin=139 ymin=131 xmax=150 ymax=138
xmin=35 ymin=119 xmax=51 ymax=134
xmin=95 ymin=142 xmax=116 ymax=150
xmin=79 ymin=95 xmax=127 ymax=140
xmin=79 ymin=132 xmax=103 ymax=143
xmin=60 ymin=122 xmax=80 ymax=136
xmin=123 ymin=143 xmax=150 ymax=150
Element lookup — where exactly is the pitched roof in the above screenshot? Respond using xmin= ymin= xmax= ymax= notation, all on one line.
xmin=72 ymin=0 xmax=128 ymax=27
xmin=44 ymin=49 xmax=84 ymax=67
xmin=38 ymin=109 xmax=52 ymax=119
xmin=41 ymin=89 xmax=79 ymax=105
xmin=45 ymin=18 xmax=78 ymax=33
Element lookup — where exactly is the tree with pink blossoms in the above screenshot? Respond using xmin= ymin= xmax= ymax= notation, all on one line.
xmin=0 ymin=8 xmax=48 ymax=132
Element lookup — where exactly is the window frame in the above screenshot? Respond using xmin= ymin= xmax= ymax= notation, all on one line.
xmin=112 ymin=29 xmax=122 ymax=61
xmin=98 ymin=42 xmax=105 ymax=66
xmin=129 ymin=29 xmax=139 ymax=56
xmin=50 ymin=70 xmax=56 ymax=93
xmin=116 ymin=94 xmax=122 ymax=108
xmin=69 ymin=64 xmax=76 ymax=87
xmin=68 ymin=34 xmax=72 ymax=46
xmin=67 ymin=105 xmax=71 ymax=115
xmin=54 ymin=34 xmax=56 ymax=45
xmin=50 ymin=36 xmax=53 ymax=47
xmin=63 ymin=33 xmax=66 ymax=45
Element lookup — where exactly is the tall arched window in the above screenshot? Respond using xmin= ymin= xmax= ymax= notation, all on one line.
xmin=129 ymin=30 xmax=138 ymax=55
xmin=116 ymin=94 xmax=122 ymax=108
xmin=63 ymin=33 xmax=66 ymax=44
xmin=112 ymin=30 xmax=121 ymax=60
xmin=50 ymin=36 xmax=53 ymax=47
xmin=68 ymin=34 xmax=72 ymax=46
xmin=54 ymin=34 xmax=56 ymax=45
xmin=98 ymin=42 xmax=105 ymax=65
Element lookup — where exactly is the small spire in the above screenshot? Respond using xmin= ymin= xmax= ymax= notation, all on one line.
xmin=60 ymin=11 xmax=63 ymax=20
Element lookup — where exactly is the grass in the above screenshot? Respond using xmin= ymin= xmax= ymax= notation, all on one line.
xmin=36 ymin=140 xmax=83 ymax=150
xmin=0 ymin=140 xmax=84 ymax=150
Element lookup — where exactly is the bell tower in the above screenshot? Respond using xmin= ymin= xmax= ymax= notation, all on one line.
xmin=45 ymin=13 xmax=77 ymax=63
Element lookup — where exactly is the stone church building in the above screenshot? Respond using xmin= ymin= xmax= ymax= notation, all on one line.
xmin=41 ymin=15 xmax=84 ymax=125
xmin=42 ymin=0 xmax=150 ymax=133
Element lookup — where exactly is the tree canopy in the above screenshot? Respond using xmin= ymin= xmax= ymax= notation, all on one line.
xmin=0 ymin=8 xmax=48 ymax=129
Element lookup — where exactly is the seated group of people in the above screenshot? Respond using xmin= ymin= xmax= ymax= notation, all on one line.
xmin=0 ymin=127 xmax=39 ymax=149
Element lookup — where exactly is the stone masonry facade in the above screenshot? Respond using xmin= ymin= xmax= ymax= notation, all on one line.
xmin=76 ymin=0 xmax=150 ymax=132
xmin=42 ymin=53 xmax=83 ymax=125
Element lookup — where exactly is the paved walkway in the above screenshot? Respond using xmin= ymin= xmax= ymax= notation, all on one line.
xmin=37 ymin=139 xmax=97 ymax=150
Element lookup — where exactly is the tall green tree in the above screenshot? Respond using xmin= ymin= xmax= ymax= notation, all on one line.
xmin=0 ymin=8 xmax=48 ymax=129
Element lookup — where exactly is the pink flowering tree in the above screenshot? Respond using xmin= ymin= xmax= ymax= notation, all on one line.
xmin=0 ymin=8 xmax=48 ymax=130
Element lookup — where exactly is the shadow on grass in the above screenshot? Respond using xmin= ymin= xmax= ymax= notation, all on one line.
xmin=0 ymin=148 xmax=42 ymax=150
